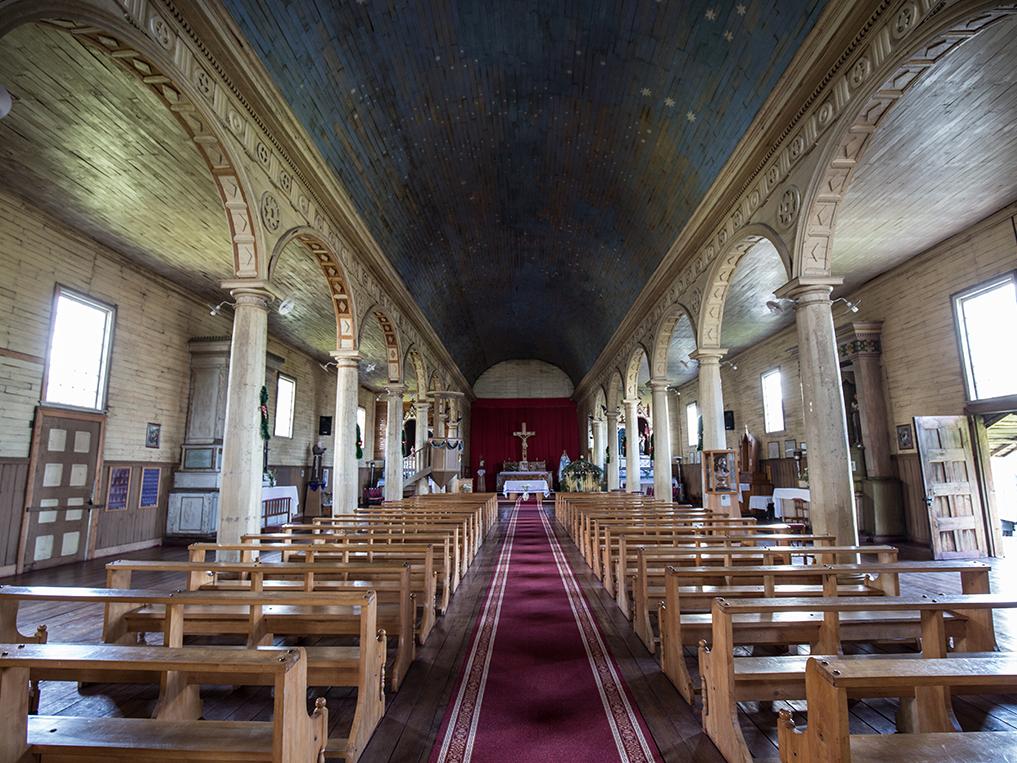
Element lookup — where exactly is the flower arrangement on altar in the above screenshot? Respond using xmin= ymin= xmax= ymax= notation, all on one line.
xmin=561 ymin=456 xmax=605 ymax=493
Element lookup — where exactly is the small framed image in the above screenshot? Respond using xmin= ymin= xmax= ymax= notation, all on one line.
xmin=106 ymin=466 xmax=132 ymax=511
xmin=767 ymin=441 xmax=780 ymax=460
xmin=139 ymin=466 xmax=161 ymax=509
xmin=145 ymin=422 xmax=161 ymax=449
xmin=784 ymin=439 xmax=796 ymax=457
xmin=896 ymin=423 xmax=914 ymax=450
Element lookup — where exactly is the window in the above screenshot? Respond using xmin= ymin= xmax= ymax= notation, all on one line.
xmin=356 ymin=406 xmax=367 ymax=460
xmin=686 ymin=402 xmax=699 ymax=449
xmin=274 ymin=374 xmax=296 ymax=438
xmin=43 ymin=287 xmax=116 ymax=411
xmin=761 ymin=368 xmax=785 ymax=433
xmin=954 ymin=273 xmax=1017 ymax=401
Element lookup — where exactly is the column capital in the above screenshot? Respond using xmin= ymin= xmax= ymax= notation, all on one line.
xmin=413 ymin=399 xmax=431 ymax=410
xmin=384 ymin=383 xmax=406 ymax=398
xmin=690 ymin=348 xmax=727 ymax=363
xmin=774 ymin=276 xmax=844 ymax=303
xmin=329 ymin=350 xmax=361 ymax=368
xmin=221 ymin=279 xmax=277 ymax=309
xmin=622 ymin=397 xmax=640 ymax=407
xmin=649 ymin=377 xmax=671 ymax=391
xmin=605 ymin=408 xmax=620 ymax=422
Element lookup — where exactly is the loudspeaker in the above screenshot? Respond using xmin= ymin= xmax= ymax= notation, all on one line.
xmin=724 ymin=410 xmax=735 ymax=431
xmin=318 ymin=416 xmax=333 ymax=436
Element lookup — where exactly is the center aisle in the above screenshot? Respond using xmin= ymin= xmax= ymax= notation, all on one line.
xmin=431 ymin=499 xmax=661 ymax=763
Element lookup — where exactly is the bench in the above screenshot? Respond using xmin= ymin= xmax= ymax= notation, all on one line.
xmin=106 ymin=558 xmax=418 ymax=690
xmin=0 ymin=642 xmax=327 ymax=762
xmin=0 ymin=584 xmax=385 ymax=761
xmin=657 ymin=560 xmax=992 ymax=700
xmin=777 ymin=655 xmax=1017 ymax=762
xmin=629 ymin=545 xmax=897 ymax=646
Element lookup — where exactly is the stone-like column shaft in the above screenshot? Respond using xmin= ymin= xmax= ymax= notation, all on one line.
xmin=778 ymin=278 xmax=858 ymax=546
xmin=384 ymin=384 xmax=406 ymax=501
xmin=624 ymin=398 xmax=641 ymax=494
xmin=331 ymin=351 xmax=360 ymax=515
xmin=651 ymin=380 xmax=673 ymax=501
xmin=692 ymin=349 xmax=727 ymax=450
xmin=218 ymin=286 xmax=272 ymax=556
xmin=851 ymin=351 xmax=893 ymax=478
xmin=414 ymin=401 xmax=430 ymax=494
xmin=591 ymin=419 xmax=606 ymax=469
xmin=606 ymin=411 xmax=620 ymax=491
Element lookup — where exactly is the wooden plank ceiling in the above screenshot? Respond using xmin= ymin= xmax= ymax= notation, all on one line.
xmin=223 ymin=0 xmax=828 ymax=382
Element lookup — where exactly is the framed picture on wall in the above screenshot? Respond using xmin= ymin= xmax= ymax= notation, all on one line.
xmin=106 ymin=466 xmax=131 ymax=511
xmin=145 ymin=422 xmax=161 ymax=449
xmin=896 ymin=423 xmax=915 ymax=450
xmin=767 ymin=441 xmax=780 ymax=460
xmin=139 ymin=467 xmax=161 ymax=509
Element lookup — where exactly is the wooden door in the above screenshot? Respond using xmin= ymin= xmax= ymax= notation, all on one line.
xmin=914 ymin=415 xmax=988 ymax=559
xmin=17 ymin=407 xmax=105 ymax=571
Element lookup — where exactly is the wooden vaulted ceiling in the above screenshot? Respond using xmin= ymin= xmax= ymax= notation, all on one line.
xmin=223 ymin=0 xmax=828 ymax=383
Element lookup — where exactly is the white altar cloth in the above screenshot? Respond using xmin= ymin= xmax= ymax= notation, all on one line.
xmin=502 ymin=479 xmax=550 ymax=498
xmin=771 ymin=487 xmax=810 ymax=518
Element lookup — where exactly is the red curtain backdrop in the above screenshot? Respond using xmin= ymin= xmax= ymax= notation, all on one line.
xmin=470 ymin=398 xmax=579 ymax=482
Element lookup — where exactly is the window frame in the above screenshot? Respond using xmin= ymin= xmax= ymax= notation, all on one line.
xmin=686 ymin=401 xmax=700 ymax=450
xmin=952 ymin=271 xmax=1017 ymax=403
xmin=273 ymin=372 xmax=297 ymax=439
xmin=41 ymin=285 xmax=117 ymax=413
xmin=761 ymin=367 xmax=785 ymax=434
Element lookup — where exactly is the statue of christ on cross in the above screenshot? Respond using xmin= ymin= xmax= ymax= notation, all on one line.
xmin=513 ymin=421 xmax=536 ymax=462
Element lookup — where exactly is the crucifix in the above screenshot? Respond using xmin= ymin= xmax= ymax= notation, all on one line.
xmin=513 ymin=422 xmax=536 ymax=462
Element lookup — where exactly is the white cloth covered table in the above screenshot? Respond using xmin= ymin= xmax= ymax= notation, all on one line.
xmin=261 ymin=485 xmax=300 ymax=525
xmin=771 ymin=487 xmax=811 ymax=518
xmin=502 ymin=479 xmax=550 ymax=498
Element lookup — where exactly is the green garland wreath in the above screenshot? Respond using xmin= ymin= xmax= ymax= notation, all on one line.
xmin=259 ymin=385 xmax=270 ymax=441
xmin=355 ymin=423 xmax=364 ymax=460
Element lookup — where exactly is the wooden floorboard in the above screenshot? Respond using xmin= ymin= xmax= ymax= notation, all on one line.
xmin=8 ymin=509 xmax=1017 ymax=762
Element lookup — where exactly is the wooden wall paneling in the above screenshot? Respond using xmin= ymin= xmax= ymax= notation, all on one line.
xmin=93 ymin=461 xmax=174 ymax=553
xmin=763 ymin=458 xmax=799 ymax=489
xmin=0 ymin=458 xmax=28 ymax=568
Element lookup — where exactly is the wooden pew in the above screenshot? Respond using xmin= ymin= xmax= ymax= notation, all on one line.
xmin=777 ymin=655 xmax=1017 ymax=762
xmin=0 ymin=585 xmax=385 ymax=761
xmin=106 ymin=558 xmax=418 ymax=690
xmin=628 ymin=544 xmax=897 ymax=648
xmin=657 ymin=560 xmax=992 ymax=700
xmin=0 ymin=642 xmax=328 ymax=762
xmin=191 ymin=539 xmax=450 ymax=615
xmin=701 ymin=593 xmax=1017 ymax=762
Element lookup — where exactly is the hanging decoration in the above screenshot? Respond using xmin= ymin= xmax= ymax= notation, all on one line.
xmin=355 ymin=423 xmax=364 ymax=460
xmin=259 ymin=386 xmax=270 ymax=442
xmin=431 ymin=439 xmax=464 ymax=450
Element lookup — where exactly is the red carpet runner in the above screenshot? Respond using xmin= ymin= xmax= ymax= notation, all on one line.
xmin=431 ymin=500 xmax=661 ymax=763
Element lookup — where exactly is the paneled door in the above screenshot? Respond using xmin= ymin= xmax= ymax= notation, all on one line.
xmin=17 ymin=407 xmax=105 ymax=571
xmin=914 ymin=415 xmax=988 ymax=559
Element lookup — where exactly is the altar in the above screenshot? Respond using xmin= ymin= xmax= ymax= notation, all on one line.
xmin=496 ymin=466 xmax=553 ymax=494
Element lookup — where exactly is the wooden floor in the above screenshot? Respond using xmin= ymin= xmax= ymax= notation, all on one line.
xmin=9 ymin=505 xmax=1017 ymax=762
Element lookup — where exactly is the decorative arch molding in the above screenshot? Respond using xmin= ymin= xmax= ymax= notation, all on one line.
xmin=269 ymin=227 xmax=357 ymax=351
xmin=357 ymin=303 xmax=403 ymax=383
xmin=0 ymin=3 xmax=265 ymax=278
xmin=592 ymin=385 xmax=608 ymax=419
xmin=605 ymin=368 xmax=625 ymax=413
xmin=650 ymin=302 xmax=698 ymax=380
xmin=404 ymin=347 xmax=430 ymax=399
xmin=623 ymin=344 xmax=650 ymax=401
xmin=795 ymin=2 xmax=1017 ymax=278
xmin=697 ymin=226 xmax=791 ymax=348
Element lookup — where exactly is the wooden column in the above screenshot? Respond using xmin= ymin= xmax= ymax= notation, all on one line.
xmin=692 ymin=348 xmax=727 ymax=450
xmin=414 ymin=400 xmax=430 ymax=494
xmin=383 ymin=384 xmax=406 ymax=501
xmin=651 ymin=379 xmax=673 ymax=501
xmin=777 ymin=277 xmax=859 ymax=546
xmin=624 ymin=398 xmax=641 ymax=493
xmin=218 ymin=282 xmax=273 ymax=556
xmin=606 ymin=409 xmax=620 ymax=491
xmin=331 ymin=350 xmax=360 ymax=515
xmin=591 ymin=418 xmax=606 ymax=469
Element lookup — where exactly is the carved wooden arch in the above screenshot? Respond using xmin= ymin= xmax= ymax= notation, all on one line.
xmin=605 ymin=368 xmax=625 ymax=414
xmin=427 ymin=369 xmax=441 ymax=393
xmin=697 ymin=224 xmax=790 ymax=349
xmin=795 ymin=2 xmax=1017 ymax=279
xmin=623 ymin=343 xmax=650 ymax=401
xmin=0 ymin=3 xmax=265 ymax=279
xmin=650 ymin=302 xmax=698 ymax=381
xmin=269 ymin=228 xmax=357 ymax=351
xmin=592 ymin=385 xmax=608 ymax=420
xmin=358 ymin=303 xmax=402 ymax=383
xmin=404 ymin=347 xmax=429 ymax=398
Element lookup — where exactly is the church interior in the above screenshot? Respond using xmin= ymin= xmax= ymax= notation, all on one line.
xmin=1 ymin=0 xmax=1017 ymax=760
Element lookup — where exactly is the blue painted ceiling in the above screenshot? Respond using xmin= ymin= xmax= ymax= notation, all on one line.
xmin=223 ymin=0 xmax=827 ymax=383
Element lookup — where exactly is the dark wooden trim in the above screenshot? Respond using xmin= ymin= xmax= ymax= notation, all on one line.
xmin=0 ymin=347 xmax=44 ymax=365
xmin=965 ymin=394 xmax=1017 ymax=415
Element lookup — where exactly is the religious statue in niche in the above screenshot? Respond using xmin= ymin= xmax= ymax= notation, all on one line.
xmin=476 ymin=458 xmax=487 ymax=493
xmin=704 ymin=449 xmax=737 ymax=494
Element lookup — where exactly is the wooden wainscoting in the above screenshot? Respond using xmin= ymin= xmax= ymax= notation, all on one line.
xmin=0 ymin=458 xmax=29 ymax=573
xmin=93 ymin=461 xmax=175 ymax=555
xmin=894 ymin=452 xmax=932 ymax=545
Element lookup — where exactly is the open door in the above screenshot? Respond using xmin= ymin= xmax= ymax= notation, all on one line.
xmin=914 ymin=415 xmax=988 ymax=559
xmin=17 ymin=407 xmax=105 ymax=571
